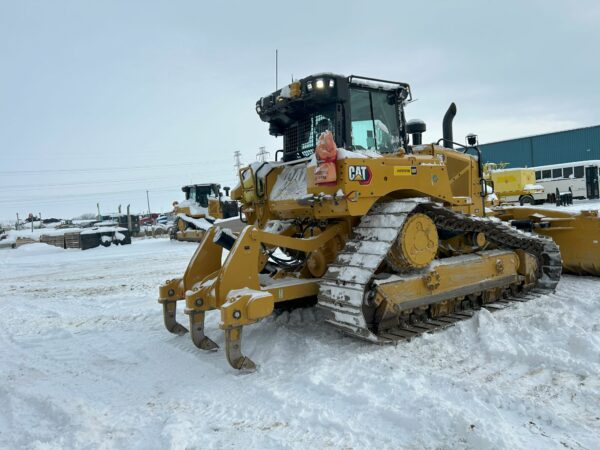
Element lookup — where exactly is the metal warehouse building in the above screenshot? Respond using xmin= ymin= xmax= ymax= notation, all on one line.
xmin=480 ymin=125 xmax=600 ymax=167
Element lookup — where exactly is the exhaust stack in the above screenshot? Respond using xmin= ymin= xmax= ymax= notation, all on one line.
xmin=442 ymin=103 xmax=457 ymax=149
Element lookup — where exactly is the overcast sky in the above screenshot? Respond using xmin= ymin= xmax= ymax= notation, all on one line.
xmin=1 ymin=0 xmax=599 ymax=220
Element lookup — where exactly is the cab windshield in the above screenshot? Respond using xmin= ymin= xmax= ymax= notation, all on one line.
xmin=350 ymin=88 xmax=400 ymax=153
xmin=186 ymin=186 xmax=215 ymax=207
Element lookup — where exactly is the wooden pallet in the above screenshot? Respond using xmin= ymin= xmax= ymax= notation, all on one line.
xmin=64 ymin=232 xmax=81 ymax=249
xmin=40 ymin=234 xmax=66 ymax=248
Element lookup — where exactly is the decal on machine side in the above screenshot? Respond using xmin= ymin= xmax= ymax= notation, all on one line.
xmin=394 ymin=166 xmax=417 ymax=176
xmin=348 ymin=165 xmax=372 ymax=185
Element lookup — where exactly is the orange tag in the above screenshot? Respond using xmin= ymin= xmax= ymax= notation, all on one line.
xmin=314 ymin=131 xmax=337 ymax=185
xmin=314 ymin=161 xmax=337 ymax=184
xmin=316 ymin=131 xmax=337 ymax=161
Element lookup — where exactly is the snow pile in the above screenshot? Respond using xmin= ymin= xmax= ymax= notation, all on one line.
xmin=2 ymin=227 xmax=83 ymax=244
xmin=517 ymin=199 xmax=600 ymax=214
xmin=177 ymin=199 xmax=208 ymax=216
xmin=80 ymin=226 xmax=128 ymax=235
xmin=269 ymin=164 xmax=308 ymax=201
xmin=214 ymin=216 xmax=242 ymax=225
xmin=337 ymin=147 xmax=382 ymax=159
xmin=279 ymin=84 xmax=292 ymax=98
xmin=263 ymin=220 xmax=293 ymax=234
xmin=94 ymin=220 xmax=118 ymax=226
xmin=176 ymin=213 xmax=212 ymax=231
xmin=1 ymin=238 xmax=599 ymax=448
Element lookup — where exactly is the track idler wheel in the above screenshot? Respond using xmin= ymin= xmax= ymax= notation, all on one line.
xmin=387 ymin=213 xmax=439 ymax=271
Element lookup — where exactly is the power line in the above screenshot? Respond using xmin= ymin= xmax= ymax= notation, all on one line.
xmin=0 ymin=177 xmax=177 ymax=192
xmin=0 ymin=185 xmax=184 ymax=206
xmin=0 ymin=159 xmax=231 ymax=176
xmin=0 ymin=168 xmax=236 ymax=191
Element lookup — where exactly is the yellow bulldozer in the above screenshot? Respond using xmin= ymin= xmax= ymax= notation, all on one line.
xmin=159 ymin=73 xmax=600 ymax=370
xmin=170 ymin=183 xmax=239 ymax=242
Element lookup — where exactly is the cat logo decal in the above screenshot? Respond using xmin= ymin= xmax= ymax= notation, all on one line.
xmin=348 ymin=165 xmax=372 ymax=185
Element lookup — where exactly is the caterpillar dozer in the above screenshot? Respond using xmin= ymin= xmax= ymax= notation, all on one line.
xmin=171 ymin=183 xmax=239 ymax=242
xmin=159 ymin=73 xmax=567 ymax=370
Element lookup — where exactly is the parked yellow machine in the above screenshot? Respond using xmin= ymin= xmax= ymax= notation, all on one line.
xmin=158 ymin=73 xmax=584 ymax=370
xmin=484 ymin=163 xmax=544 ymax=205
xmin=171 ymin=183 xmax=238 ymax=242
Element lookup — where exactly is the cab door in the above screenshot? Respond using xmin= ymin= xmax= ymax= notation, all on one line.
xmin=585 ymin=166 xmax=599 ymax=199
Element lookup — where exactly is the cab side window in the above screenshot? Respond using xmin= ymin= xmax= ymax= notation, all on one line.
xmin=350 ymin=89 xmax=400 ymax=152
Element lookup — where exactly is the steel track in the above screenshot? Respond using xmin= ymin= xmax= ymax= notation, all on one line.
xmin=317 ymin=199 xmax=562 ymax=342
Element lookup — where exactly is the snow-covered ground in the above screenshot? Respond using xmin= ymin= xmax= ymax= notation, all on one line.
xmin=1 ymin=239 xmax=599 ymax=449
xmin=514 ymin=198 xmax=600 ymax=214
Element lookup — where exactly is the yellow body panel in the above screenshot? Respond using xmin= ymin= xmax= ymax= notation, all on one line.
xmin=241 ymin=145 xmax=485 ymax=228
xmin=375 ymin=250 xmax=520 ymax=308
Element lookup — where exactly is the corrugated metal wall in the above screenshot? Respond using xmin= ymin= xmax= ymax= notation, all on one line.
xmin=480 ymin=125 xmax=600 ymax=167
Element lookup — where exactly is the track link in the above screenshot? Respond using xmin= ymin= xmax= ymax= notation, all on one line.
xmin=317 ymin=199 xmax=562 ymax=342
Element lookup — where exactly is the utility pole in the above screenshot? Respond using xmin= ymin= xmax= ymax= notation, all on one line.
xmin=127 ymin=204 xmax=132 ymax=234
xmin=16 ymin=213 xmax=20 ymax=230
xmin=233 ymin=150 xmax=243 ymax=174
xmin=256 ymin=146 xmax=270 ymax=162
xmin=275 ymin=49 xmax=278 ymax=91
xmin=97 ymin=203 xmax=101 ymax=220
xmin=146 ymin=190 xmax=151 ymax=216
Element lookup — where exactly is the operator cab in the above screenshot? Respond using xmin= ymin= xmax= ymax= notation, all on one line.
xmin=182 ymin=184 xmax=220 ymax=208
xmin=256 ymin=74 xmax=412 ymax=162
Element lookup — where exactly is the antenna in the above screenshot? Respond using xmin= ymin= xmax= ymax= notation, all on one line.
xmin=275 ymin=49 xmax=278 ymax=90
xmin=233 ymin=150 xmax=243 ymax=174
xmin=256 ymin=146 xmax=270 ymax=162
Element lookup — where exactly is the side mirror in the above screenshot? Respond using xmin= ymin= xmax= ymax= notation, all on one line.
xmin=481 ymin=179 xmax=494 ymax=197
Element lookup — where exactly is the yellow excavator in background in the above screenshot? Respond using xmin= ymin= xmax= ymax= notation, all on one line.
xmin=159 ymin=73 xmax=600 ymax=370
xmin=170 ymin=183 xmax=239 ymax=242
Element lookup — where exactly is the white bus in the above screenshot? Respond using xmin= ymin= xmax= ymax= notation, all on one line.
xmin=533 ymin=160 xmax=600 ymax=201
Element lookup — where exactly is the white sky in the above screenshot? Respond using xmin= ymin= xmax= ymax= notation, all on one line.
xmin=1 ymin=0 xmax=599 ymax=220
